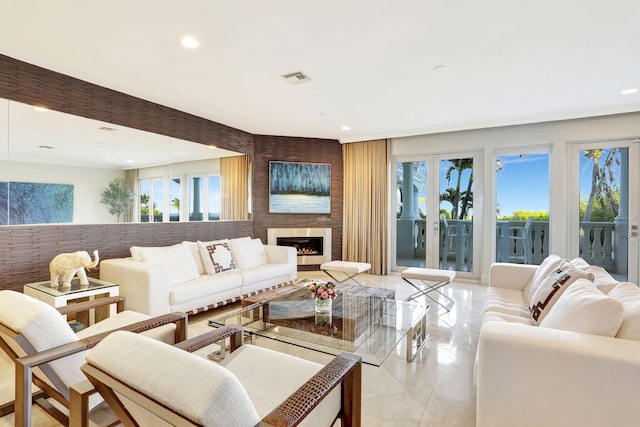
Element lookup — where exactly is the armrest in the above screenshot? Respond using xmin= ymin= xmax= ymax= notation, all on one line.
xmin=488 ymin=262 xmax=537 ymax=291
xmin=259 ymin=352 xmax=362 ymax=427
xmin=57 ymin=295 xmax=126 ymax=316
xmin=100 ymin=258 xmax=172 ymax=316
xmin=476 ymin=321 xmax=640 ymax=427
xmin=174 ymin=325 xmax=244 ymax=353
xmin=14 ymin=311 xmax=187 ymax=427
xmin=264 ymin=245 xmax=296 ymax=267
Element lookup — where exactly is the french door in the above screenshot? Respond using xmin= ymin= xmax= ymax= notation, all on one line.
xmin=569 ymin=140 xmax=639 ymax=283
xmin=394 ymin=151 xmax=480 ymax=277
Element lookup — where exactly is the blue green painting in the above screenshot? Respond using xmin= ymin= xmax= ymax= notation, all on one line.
xmin=269 ymin=161 xmax=331 ymax=214
xmin=0 ymin=182 xmax=74 ymax=224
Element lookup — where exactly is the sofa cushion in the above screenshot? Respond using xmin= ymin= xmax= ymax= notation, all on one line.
xmin=522 ymin=254 xmax=566 ymax=304
xmin=181 ymin=241 xmax=207 ymax=275
xmin=608 ymin=282 xmax=640 ymax=340
xmin=540 ymin=278 xmax=623 ymax=337
xmin=170 ymin=272 xmax=242 ymax=305
xmin=199 ymin=240 xmax=238 ymax=275
xmin=221 ymin=344 xmax=340 ymax=426
xmin=529 ymin=261 xmax=594 ymax=324
xmin=229 ymin=238 xmax=268 ymax=269
xmin=139 ymin=244 xmax=200 ymax=285
xmin=484 ymin=287 xmax=530 ymax=318
xmin=239 ymin=263 xmax=292 ymax=286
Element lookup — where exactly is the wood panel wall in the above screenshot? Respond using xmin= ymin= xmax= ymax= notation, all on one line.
xmin=252 ymin=135 xmax=343 ymax=270
xmin=0 ymin=222 xmax=253 ymax=292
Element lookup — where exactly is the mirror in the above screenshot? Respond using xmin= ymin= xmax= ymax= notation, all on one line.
xmin=0 ymin=99 xmax=247 ymax=225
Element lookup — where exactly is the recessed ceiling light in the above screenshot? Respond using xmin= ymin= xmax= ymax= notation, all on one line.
xmin=33 ymin=106 xmax=48 ymax=112
xmin=433 ymin=64 xmax=446 ymax=71
xmin=208 ymin=145 xmax=217 ymax=149
xmin=181 ymin=36 xmax=199 ymax=49
xmin=127 ymin=160 xmax=134 ymax=163
xmin=621 ymin=88 xmax=638 ymax=95
xmin=341 ymin=126 xmax=351 ymax=131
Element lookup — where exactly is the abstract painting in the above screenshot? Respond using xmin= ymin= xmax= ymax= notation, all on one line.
xmin=0 ymin=182 xmax=74 ymax=224
xmin=269 ymin=161 xmax=331 ymax=214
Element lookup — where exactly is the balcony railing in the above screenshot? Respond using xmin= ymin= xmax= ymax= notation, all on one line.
xmin=405 ymin=219 xmax=616 ymax=269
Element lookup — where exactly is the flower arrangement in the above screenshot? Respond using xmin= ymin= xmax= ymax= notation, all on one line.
xmin=308 ymin=281 xmax=337 ymax=301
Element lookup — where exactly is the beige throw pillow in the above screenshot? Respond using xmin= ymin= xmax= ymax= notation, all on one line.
xmin=198 ymin=240 xmax=237 ymax=275
xmin=607 ymin=282 xmax=640 ymax=340
xmin=229 ymin=238 xmax=268 ymax=269
xmin=540 ymin=278 xmax=623 ymax=337
xmin=139 ymin=244 xmax=200 ymax=284
xmin=529 ymin=261 xmax=594 ymax=324
xmin=522 ymin=254 xmax=566 ymax=304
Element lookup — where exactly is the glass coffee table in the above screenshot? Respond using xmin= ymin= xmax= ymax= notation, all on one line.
xmin=208 ymin=286 xmax=429 ymax=366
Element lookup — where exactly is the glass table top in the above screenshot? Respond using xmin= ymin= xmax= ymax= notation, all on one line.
xmin=209 ymin=286 xmax=428 ymax=366
xmin=24 ymin=277 xmax=118 ymax=297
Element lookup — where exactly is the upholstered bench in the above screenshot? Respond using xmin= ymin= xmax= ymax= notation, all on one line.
xmin=401 ymin=267 xmax=456 ymax=313
xmin=321 ymin=261 xmax=371 ymax=286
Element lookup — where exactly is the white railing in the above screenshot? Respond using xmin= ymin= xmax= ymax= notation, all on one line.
xmin=405 ymin=219 xmax=616 ymax=269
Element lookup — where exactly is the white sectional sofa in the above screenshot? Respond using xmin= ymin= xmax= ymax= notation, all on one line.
xmin=476 ymin=255 xmax=640 ymax=427
xmin=99 ymin=237 xmax=297 ymax=316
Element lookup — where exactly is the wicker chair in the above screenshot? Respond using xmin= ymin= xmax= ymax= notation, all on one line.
xmin=0 ymin=290 xmax=188 ymax=426
xmin=73 ymin=326 xmax=362 ymax=427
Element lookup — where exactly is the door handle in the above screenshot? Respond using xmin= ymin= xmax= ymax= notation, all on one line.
xmin=624 ymin=232 xmax=638 ymax=239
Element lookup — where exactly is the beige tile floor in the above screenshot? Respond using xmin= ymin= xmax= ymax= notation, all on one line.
xmin=0 ymin=271 xmax=485 ymax=426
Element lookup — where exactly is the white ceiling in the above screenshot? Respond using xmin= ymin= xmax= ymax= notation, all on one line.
xmin=0 ymin=100 xmax=240 ymax=168
xmin=1 ymin=1 xmax=639 ymax=143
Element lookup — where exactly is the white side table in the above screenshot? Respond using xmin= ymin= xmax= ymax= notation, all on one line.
xmin=24 ymin=278 xmax=119 ymax=328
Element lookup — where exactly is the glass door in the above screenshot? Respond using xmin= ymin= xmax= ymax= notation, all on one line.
xmin=394 ymin=152 xmax=480 ymax=276
xmin=395 ymin=160 xmax=427 ymax=267
xmin=570 ymin=141 xmax=639 ymax=283
xmin=438 ymin=157 xmax=474 ymax=272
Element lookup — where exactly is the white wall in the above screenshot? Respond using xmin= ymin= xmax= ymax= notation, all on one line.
xmin=9 ymin=161 xmax=123 ymax=224
xmin=391 ymin=112 xmax=640 ymax=283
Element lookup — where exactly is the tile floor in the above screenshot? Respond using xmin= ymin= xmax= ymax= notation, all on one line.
xmin=0 ymin=271 xmax=486 ymax=426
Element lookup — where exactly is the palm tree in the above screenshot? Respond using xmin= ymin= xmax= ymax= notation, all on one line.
xmin=443 ymin=158 xmax=473 ymax=219
xmin=582 ymin=149 xmax=619 ymax=222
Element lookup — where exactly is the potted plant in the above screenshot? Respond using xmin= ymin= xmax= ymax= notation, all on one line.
xmin=100 ymin=178 xmax=135 ymax=222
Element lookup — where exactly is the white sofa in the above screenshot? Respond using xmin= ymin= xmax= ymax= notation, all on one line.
xmin=99 ymin=237 xmax=297 ymax=316
xmin=476 ymin=256 xmax=640 ymax=427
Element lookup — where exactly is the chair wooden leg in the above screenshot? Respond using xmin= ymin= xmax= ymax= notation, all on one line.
xmin=341 ymin=361 xmax=362 ymax=427
xmin=70 ymin=380 xmax=93 ymax=427
xmin=15 ymin=360 xmax=32 ymax=427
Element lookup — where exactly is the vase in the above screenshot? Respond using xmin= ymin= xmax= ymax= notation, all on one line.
xmin=315 ymin=297 xmax=332 ymax=313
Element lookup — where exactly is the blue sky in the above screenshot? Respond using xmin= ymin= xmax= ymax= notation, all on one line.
xmin=496 ymin=154 xmax=549 ymax=217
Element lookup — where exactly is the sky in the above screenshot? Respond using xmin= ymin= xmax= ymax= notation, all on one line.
xmin=496 ymin=154 xmax=549 ymax=217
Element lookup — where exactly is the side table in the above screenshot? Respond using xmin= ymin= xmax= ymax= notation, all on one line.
xmin=24 ymin=278 xmax=119 ymax=330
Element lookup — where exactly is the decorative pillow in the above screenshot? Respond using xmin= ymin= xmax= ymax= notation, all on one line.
xmin=607 ymin=282 xmax=640 ymax=340
xmin=522 ymin=254 xmax=566 ymax=304
xmin=228 ymin=238 xmax=268 ymax=269
xmin=198 ymin=240 xmax=237 ymax=275
xmin=540 ymin=278 xmax=623 ymax=337
xmin=139 ymin=244 xmax=200 ymax=284
xmin=529 ymin=261 xmax=594 ymax=324
xmin=130 ymin=244 xmax=177 ymax=262
xmin=181 ymin=241 xmax=206 ymax=275
xmin=585 ymin=265 xmax=620 ymax=294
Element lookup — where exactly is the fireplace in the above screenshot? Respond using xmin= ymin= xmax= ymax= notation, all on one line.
xmin=268 ymin=228 xmax=331 ymax=265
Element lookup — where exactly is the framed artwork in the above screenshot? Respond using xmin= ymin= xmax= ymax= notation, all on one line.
xmin=269 ymin=161 xmax=331 ymax=214
xmin=0 ymin=182 xmax=74 ymax=224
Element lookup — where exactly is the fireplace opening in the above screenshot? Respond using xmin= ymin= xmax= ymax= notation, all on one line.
xmin=277 ymin=237 xmax=324 ymax=257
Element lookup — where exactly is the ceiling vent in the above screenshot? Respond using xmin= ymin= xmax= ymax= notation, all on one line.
xmin=99 ymin=126 xmax=117 ymax=132
xmin=282 ymin=71 xmax=311 ymax=84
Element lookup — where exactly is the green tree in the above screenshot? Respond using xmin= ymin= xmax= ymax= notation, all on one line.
xmin=100 ymin=179 xmax=135 ymax=222
xmin=443 ymin=158 xmax=473 ymax=219
xmin=582 ymin=149 xmax=619 ymax=222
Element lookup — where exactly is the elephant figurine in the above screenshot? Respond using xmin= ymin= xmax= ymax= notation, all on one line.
xmin=49 ymin=250 xmax=99 ymax=287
